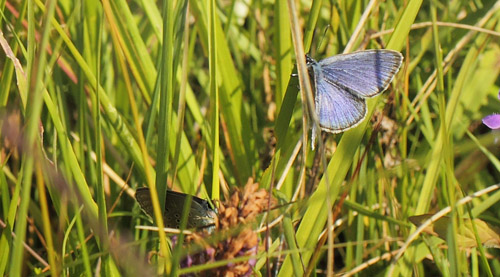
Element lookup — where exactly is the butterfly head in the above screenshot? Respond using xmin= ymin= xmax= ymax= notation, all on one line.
xmin=305 ymin=54 xmax=317 ymax=66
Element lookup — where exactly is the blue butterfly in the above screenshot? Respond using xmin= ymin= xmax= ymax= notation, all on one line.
xmin=307 ymin=49 xmax=403 ymax=147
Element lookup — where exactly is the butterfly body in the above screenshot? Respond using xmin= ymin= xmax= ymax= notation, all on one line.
xmin=307 ymin=50 xmax=403 ymax=145
xmin=135 ymin=188 xmax=217 ymax=230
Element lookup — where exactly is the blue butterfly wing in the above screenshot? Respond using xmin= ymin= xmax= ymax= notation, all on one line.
xmin=318 ymin=50 xmax=403 ymax=98
xmin=313 ymin=68 xmax=367 ymax=133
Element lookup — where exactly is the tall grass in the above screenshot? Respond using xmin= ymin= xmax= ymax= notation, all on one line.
xmin=0 ymin=0 xmax=499 ymax=275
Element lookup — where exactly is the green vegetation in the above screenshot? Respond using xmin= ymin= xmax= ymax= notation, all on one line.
xmin=0 ymin=0 xmax=499 ymax=275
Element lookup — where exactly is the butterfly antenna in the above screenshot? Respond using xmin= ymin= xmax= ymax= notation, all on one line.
xmin=317 ymin=24 xmax=331 ymax=52
xmin=306 ymin=25 xmax=330 ymax=58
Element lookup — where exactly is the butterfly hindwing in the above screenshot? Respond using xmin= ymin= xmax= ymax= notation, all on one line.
xmin=165 ymin=190 xmax=216 ymax=229
xmin=313 ymin=68 xmax=367 ymax=132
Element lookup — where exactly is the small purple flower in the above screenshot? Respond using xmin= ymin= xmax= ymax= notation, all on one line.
xmin=483 ymin=91 xmax=500 ymax=129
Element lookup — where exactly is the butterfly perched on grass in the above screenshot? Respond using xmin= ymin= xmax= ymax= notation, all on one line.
xmin=306 ymin=49 xmax=403 ymax=147
xmin=135 ymin=188 xmax=217 ymax=231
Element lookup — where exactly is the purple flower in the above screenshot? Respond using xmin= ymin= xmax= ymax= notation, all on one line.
xmin=483 ymin=91 xmax=500 ymax=130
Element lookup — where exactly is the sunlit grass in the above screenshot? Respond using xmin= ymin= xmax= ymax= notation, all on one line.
xmin=0 ymin=0 xmax=499 ymax=275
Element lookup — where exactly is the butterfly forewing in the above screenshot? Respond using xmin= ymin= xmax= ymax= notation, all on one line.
xmin=318 ymin=50 xmax=403 ymax=98
xmin=135 ymin=188 xmax=155 ymax=219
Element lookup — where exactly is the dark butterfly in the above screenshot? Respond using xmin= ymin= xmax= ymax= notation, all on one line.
xmin=135 ymin=187 xmax=217 ymax=231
